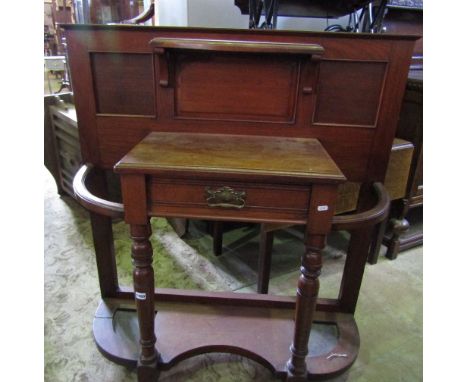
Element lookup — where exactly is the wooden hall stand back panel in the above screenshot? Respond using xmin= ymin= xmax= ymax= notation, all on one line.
xmin=62 ymin=24 xmax=418 ymax=381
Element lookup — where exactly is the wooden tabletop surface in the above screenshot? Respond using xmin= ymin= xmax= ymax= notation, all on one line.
xmin=115 ymin=132 xmax=345 ymax=183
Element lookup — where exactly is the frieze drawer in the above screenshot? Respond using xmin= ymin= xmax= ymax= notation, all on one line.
xmin=148 ymin=178 xmax=311 ymax=224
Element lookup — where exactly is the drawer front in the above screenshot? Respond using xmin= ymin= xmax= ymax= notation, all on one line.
xmin=148 ymin=179 xmax=311 ymax=224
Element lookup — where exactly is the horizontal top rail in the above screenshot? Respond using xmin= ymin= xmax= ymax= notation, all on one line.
xmin=150 ymin=37 xmax=324 ymax=57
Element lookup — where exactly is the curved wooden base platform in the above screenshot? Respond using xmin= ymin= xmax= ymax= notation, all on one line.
xmin=93 ymin=297 xmax=359 ymax=380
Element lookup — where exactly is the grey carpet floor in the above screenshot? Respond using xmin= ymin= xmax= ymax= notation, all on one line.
xmin=44 ymin=168 xmax=422 ymax=381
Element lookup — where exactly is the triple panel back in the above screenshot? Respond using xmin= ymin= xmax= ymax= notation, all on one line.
xmin=63 ymin=25 xmax=417 ymax=184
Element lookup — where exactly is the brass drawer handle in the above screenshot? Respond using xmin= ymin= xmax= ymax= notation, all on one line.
xmin=205 ymin=186 xmax=246 ymax=209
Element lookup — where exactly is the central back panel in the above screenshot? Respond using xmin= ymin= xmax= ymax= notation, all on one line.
xmin=174 ymin=52 xmax=299 ymax=123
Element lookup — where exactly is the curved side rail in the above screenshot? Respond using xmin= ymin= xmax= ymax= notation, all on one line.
xmin=331 ymin=182 xmax=390 ymax=231
xmin=73 ymin=164 xmax=124 ymax=218
xmin=122 ymin=2 xmax=155 ymax=25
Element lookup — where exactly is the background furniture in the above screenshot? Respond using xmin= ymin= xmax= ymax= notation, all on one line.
xmin=235 ymin=0 xmax=384 ymax=30
xmin=44 ymin=56 xmax=68 ymax=93
xmin=380 ymin=0 xmax=423 ymax=259
xmin=71 ymin=0 xmax=154 ymax=24
xmin=44 ymin=92 xmax=77 ymax=196
xmin=48 ymin=101 xmax=81 ymax=197
xmin=44 ymin=55 xmax=66 ymax=72
xmin=384 ymin=0 xmax=423 ymax=70
xmin=44 ymin=0 xmax=73 ymax=56
xmin=383 ymin=71 xmax=423 ymax=259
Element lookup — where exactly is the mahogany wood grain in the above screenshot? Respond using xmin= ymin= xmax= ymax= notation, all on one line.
xmin=258 ymin=224 xmax=274 ymax=294
xmin=149 ymin=179 xmax=310 ymax=223
xmin=114 ymin=132 xmax=344 ymax=183
xmin=120 ymin=174 xmax=147 ymax=224
xmin=110 ymin=287 xmax=341 ymax=316
xmin=90 ymin=212 xmax=120 ymax=298
xmin=313 ymin=60 xmax=387 ymax=127
xmin=383 ymin=6 xmax=423 ymax=69
xmin=84 ymin=167 xmax=120 ymax=299
xmin=149 ymin=37 xmax=325 ymax=56
xmin=63 ymin=24 xmax=418 ymax=185
xmin=113 ymin=287 xmax=342 ymax=312
xmin=63 ymin=24 xmax=417 ymax=381
xmin=174 ymin=54 xmax=300 ymax=123
xmin=90 ymin=53 xmax=155 ymax=116
xmin=331 ymin=182 xmax=389 ymax=231
xmin=114 ymin=132 xmax=345 ymax=380
xmin=256 ymin=182 xmax=389 ymax=294
xmin=287 ymin=184 xmax=338 ymax=380
xmin=212 ymin=221 xmax=224 ymax=256
xmin=130 ymin=223 xmax=160 ymax=380
xmin=338 ymin=228 xmax=374 ymax=314
xmin=93 ymin=298 xmax=359 ymax=380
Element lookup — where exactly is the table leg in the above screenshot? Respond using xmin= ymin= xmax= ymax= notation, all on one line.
xmin=386 ymin=217 xmax=410 ymax=260
xmin=212 ymin=221 xmax=224 ymax=256
xmin=130 ymin=223 xmax=160 ymax=381
xmin=286 ymin=235 xmax=325 ymax=381
xmin=89 ymin=212 xmax=119 ymax=298
xmin=367 ymin=217 xmax=387 ymax=265
xmin=257 ymin=224 xmax=274 ymax=294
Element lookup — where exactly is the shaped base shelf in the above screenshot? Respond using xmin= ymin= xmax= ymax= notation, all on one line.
xmin=93 ymin=296 xmax=359 ymax=380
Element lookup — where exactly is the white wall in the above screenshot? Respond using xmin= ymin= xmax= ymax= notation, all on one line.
xmin=186 ymin=0 xmax=350 ymax=31
xmin=156 ymin=0 xmax=188 ymax=26
xmin=187 ymin=0 xmax=248 ymax=28
xmin=155 ymin=0 xmax=350 ymax=31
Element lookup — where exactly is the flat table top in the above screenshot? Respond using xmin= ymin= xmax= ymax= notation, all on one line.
xmin=114 ymin=132 xmax=345 ymax=184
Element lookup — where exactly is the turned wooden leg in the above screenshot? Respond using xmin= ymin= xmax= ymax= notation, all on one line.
xmin=385 ymin=217 xmax=410 ymax=260
xmin=212 ymin=221 xmax=224 ymax=256
xmin=385 ymin=199 xmax=410 ymax=260
xmin=367 ymin=216 xmax=387 ymax=265
xmin=286 ymin=235 xmax=325 ymax=381
xmin=131 ymin=223 xmax=160 ymax=381
xmin=257 ymin=224 xmax=274 ymax=294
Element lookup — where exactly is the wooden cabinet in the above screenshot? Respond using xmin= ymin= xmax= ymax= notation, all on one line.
xmin=49 ymin=104 xmax=82 ymax=197
xmin=49 ymin=103 xmax=81 ymax=197
xmin=44 ymin=94 xmax=82 ymax=197
xmin=383 ymin=71 xmax=423 ymax=259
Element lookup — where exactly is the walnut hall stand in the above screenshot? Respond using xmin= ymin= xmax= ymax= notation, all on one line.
xmin=64 ymin=24 xmax=417 ymax=382
xmin=74 ymin=132 xmax=390 ymax=381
